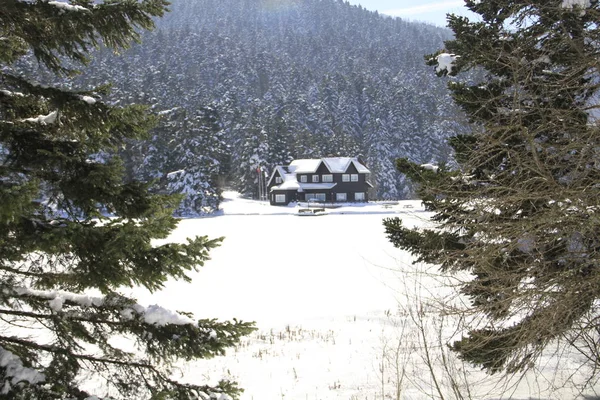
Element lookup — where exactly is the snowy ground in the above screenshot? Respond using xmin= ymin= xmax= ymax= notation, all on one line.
xmin=130 ymin=192 xmax=599 ymax=400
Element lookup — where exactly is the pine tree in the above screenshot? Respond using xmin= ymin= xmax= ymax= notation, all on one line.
xmin=165 ymin=106 xmax=230 ymax=216
xmin=232 ymin=108 xmax=269 ymax=198
xmin=384 ymin=0 xmax=600 ymax=378
xmin=0 ymin=1 xmax=254 ymax=398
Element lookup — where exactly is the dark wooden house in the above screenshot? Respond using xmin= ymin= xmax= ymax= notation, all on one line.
xmin=267 ymin=157 xmax=373 ymax=205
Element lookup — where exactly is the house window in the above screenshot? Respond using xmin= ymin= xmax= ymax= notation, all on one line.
xmin=342 ymin=174 xmax=350 ymax=182
xmin=275 ymin=177 xmax=283 ymax=184
xmin=312 ymin=175 xmax=319 ymax=183
xmin=275 ymin=194 xmax=286 ymax=203
xmin=354 ymin=192 xmax=365 ymax=201
xmin=336 ymin=193 xmax=347 ymax=201
xmin=322 ymin=174 xmax=333 ymax=182
xmin=306 ymin=193 xmax=326 ymax=201
xmin=300 ymin=175 xmax=307 ymax=183
xmin=351 ymin=174 xmax=359 ymax=182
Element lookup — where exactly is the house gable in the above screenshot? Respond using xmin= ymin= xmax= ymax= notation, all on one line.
xmin=343 ymin=162 xmax=359 ymax=175
xmin=315 ymin=161 xmax=332 ymax=175
xmin=267 ymin=166 xmax=286 ymax=187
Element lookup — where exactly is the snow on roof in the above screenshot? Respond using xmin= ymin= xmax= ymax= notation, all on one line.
xmin=289 ymin=159 xmax=323 ymax=173
xmin=290 ymin=157 xmax=369 ymax=174
xmin=267 ymin=166 xmax=286 ymax=184
xmin=268 ymin=166 xmax=299 ymax=190
xmin=271 ymin=178 xmax=300 ymax=191
xmin=298 ymin=183 xmax=337 ymax=191
xmin=271 ymin=182 xmax=337 ymax=192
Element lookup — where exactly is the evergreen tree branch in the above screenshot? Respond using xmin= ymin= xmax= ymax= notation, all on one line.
xmin=387 ymin=0 xmax=600 ymax=384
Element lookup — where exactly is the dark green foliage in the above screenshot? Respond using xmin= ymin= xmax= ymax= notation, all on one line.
xmin=134 ymin=106 xmax=230 ymax=215
xmin=385 ymin=0 xmax=600 ymax=380
xmin=0 ymin=1 xmax=254 ymax=398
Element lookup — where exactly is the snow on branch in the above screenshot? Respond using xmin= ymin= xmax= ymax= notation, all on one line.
xmin=166 ymin=169 xmax=186 ymax=179
xmin=0 ymin=90 xmax=24 ymax=97
xmin=157 ymin=107 xmax=181 ymax=116
xmin=0 ymin=346 xmax=46 ymax=394
xmin=561 ymin=0 xmax=592 ymax=9
xmin=561 ymin=0 xmax=592 ymax=15
xmin=121 ymin=304 xmax=196 ymax=326
xmin=420 ymin=163 xmax=439 ymax=173
xmin=47 ymin=1 xmax=90 ymax=13
xmin=20 ymin=110 xmax=58 ymax=125
xmin=11 ymin=286 xmax=196 ymax=327
xmin=79 ymin=95 xmax=96 ymax=105
xmin=434 ymin=53 xmax=460 ymax=75
xmin=14 ymin=287 xmax=105 ymax=312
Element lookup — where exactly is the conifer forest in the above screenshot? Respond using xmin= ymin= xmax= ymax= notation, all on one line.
xmin=18 ymin=0 xmax=469 ymax=215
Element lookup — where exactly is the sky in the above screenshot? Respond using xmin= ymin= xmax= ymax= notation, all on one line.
xmin=345 ymin=0 xmax=476 ymax=27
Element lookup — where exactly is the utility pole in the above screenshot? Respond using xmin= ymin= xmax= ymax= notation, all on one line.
xmin=257 ymin=166 xmax=267 ymax=201
xmin=256 ymin=166 xmax=262 ymax=200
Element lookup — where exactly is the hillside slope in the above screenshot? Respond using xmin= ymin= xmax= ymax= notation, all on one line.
xmin=39 ymin=0 xmax=469 ymax=207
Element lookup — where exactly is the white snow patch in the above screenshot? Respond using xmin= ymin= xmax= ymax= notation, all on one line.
xmin=21 ymin=110 xmax=58 ymax=125
xmin=561 ymin=0 xmax=591 ymax=15
xmin=13 ymin=287 xmax=104 ymax=311
xmin=79 ymin=95 xmax=96 ymax=105
xmin=121 ymin=303 xmax=195 ymax=326
xmin=157 ymin=107 xmax=180 ymax=115
xmin=1 ymin=90 xmax=24 ymax=97
xmin=420 ymin=163 xmax=439 ymax=172
xmin=434 ymin=53 xmax=459 ymax=74
xmin=533 ymin=55 xmax=551 ymax=64
xmin=142 ymin=304 xmax=196 ymax=326
xmin=0 ymin=346 xmax=45 ymax=391
xmin=562 ymin=0 xmax=591 ymax=9
xmin=48 ymin=1 xmax=89 ymax=13
xmin=166 ymin=169 xmax=185 ymax=179
xmin=47 ymin=296 xmax=65 ymax=312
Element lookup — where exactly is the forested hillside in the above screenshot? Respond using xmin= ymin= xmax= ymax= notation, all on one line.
xmin=28 ymin=0 xmax=469 ymax=213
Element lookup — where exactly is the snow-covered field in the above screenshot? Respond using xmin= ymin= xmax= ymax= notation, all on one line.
xmin=132 ymin=192 xmax=598 ymax=400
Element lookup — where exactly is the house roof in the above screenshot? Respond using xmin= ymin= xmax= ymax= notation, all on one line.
xmin=267 ymin=166 xmax=289 ymax=187
xmin=323 ymin=157 xmax=370 ymax=174
xmin=298 ymin=183 xmax=337 ymax=192
xmin=268 ymin=157 xmax=370 ymax=192
xmin=289 ymin=157 xmax=370 ymax=174
xmin=269 ymin=182 xmax=338 ymax=193
xmin=288 ymin=159 xmax=322 ymax=174
xmin=270 ymin=167 xmax=300 ymax=191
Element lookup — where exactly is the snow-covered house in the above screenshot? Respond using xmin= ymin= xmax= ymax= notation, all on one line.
xmin=267 ymin=157 xmax=372 ymax=205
